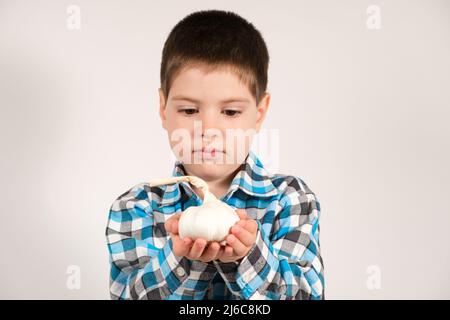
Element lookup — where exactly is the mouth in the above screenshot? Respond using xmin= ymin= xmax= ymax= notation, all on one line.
xmin=192 ymin=147 xmax=224 ymax=159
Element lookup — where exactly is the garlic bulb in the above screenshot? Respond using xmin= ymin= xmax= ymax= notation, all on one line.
xmin=149 ymin=175 xmax=239 ymax=245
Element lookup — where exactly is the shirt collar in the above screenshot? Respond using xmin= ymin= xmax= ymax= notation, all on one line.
xmin=159 ymin=150 xmax=278 ymax=207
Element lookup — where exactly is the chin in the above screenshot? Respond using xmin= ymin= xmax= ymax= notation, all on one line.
xmin=185 ymin=162 xmax=229 ymax=179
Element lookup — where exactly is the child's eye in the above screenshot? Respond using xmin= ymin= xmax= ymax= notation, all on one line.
xmin=178 ymin=108 xmax=198 ymax=116
xmin=223 ymin=109 xmax=241 ymax=117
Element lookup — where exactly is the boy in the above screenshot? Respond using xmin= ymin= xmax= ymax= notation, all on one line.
xmin=106 ymin=10 xmax=324 ymax=300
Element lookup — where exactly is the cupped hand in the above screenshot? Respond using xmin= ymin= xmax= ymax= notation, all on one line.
xmin=164 ymin=213 xmax=224 ymax=262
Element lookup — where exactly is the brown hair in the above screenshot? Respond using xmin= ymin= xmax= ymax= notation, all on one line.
xmin=160 ymin=10 xmax=269 ymax=105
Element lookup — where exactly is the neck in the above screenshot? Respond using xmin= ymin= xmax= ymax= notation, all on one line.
xmin=207 ymin=178 xmax=233 ymax=199
xmin=186 ymin=165 xmax=242 ymax=200
xmin=192 ymin=175 xmax=232 ymax=200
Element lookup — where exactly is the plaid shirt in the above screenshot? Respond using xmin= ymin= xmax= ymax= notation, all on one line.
xmin=106 ymin=150 xmax=324 ymax=300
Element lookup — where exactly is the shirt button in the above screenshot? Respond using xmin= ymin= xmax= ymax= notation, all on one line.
xmin=176 ymin=267 xmax=186 ymax=277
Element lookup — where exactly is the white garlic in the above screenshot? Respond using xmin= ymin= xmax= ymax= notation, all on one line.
xmin=149 ymin=175 xmax=240 ymax=245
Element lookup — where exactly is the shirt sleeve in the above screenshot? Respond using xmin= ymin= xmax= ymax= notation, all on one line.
xmin=105 ymin=184 xmax=191 ymax=300
xmin=215 ymin=178 xmax=325 ymax=300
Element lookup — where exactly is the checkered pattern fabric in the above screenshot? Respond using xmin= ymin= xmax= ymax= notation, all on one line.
xmin=106 ymin=150 xmax=324 ymax=300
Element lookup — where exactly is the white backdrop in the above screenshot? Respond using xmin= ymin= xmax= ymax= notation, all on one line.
xmin=1 ymin=0 xmax=449 ymax=299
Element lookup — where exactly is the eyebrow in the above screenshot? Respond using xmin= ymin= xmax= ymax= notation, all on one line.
xmin=171 ymin=95 xmax=250 ymax=104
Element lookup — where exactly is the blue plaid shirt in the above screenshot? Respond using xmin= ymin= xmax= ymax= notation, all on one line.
xmin=106 ymin=150 xmax=324 ymax=300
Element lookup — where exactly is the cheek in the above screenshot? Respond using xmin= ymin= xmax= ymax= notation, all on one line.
xmin=221 ymin=134 xmax=254 ymax=163
xmin=232 ymin=111 xmax=258 ymax=129
xmin=165 ymin=111 xmax=193 ymax=133
xmin=247 ymin=109 xmax=259 ymax=125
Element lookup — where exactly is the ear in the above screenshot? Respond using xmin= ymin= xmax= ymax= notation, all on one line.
xmin=255 ymin=92 xmax=271 ymax=133
xmin=158 ymin=88 xmax=167 ymax=130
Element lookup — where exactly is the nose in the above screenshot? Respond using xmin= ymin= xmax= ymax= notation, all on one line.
xmin=199 ymin=109 xmax=222 ymax=142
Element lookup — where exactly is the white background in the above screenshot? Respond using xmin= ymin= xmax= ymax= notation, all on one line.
xmin=0 ymin=0 xmax=449 ymax=299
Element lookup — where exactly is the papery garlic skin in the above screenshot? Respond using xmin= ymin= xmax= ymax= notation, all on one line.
xmin=178 ymin=200 xmax=240 ymax=242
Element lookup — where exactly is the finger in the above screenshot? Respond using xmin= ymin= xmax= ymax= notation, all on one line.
xmin=200 ymin=242 xmax=221 ymax=262
xmin=181 ymin=236 xmax=193 ymax=246
xmin=171 ymin=234 xmax=192 ymax=257
xmin=164 ymin=213 xmax=181 ymax=233
xmin=171 ymin=218 xmax=179 ymax=235
xmin=242 ymin=219 xmax=258 ymax=234
xmin=219 ymin=257 xmax=233 ymax=263
xmin=224 ymin=245 xmax=233 ymax=256
xmin=164 ymin=219 xmax=173 ymax=233
xmin=173 ymin=213 xmax=182 ymax=220
xmin=171 ymin=213 xmax=182 ymax=234
xmin=231 ymin=224 xmax=256 ymax=247
xmin=218 ymin=245 xmax=234 ymax=263
xmin=235 ymin=209 xmax=248 ymax=220
xmin=236 ymin=219 xmax=247 ymax=228
xmin=188 ymin=238 xmax=207 ymax=259
xmin=216 ymin=246 xmax=225 ymax=259
xmin=226 ymin=234 xmax=248 ymax=257
xmin=216 ymin=245 xmax=233 ymax=262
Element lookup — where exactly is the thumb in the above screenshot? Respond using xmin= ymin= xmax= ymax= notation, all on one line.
xmin=235 ymin=209 xmax=247 ymax=220
xmin=164 ymin=219 xmax=173 ymax=233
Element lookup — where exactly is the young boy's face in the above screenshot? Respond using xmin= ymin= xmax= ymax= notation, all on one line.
xmin=158 ymin=65 xmax=270 ymax=182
